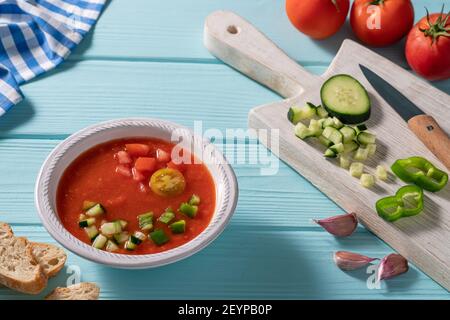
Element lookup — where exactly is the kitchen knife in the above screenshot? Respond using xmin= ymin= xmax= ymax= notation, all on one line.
xmin=360 ymin=64 xmax=450 ymax=170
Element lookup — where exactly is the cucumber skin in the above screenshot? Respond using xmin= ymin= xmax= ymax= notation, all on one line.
xmin=320 ymin=75 xmax=371 ymax=125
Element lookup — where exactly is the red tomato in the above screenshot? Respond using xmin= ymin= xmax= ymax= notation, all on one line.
xmin=156 ymin=148 xmax=171 ymax=163
xmin=406 ymin=12 xmax=450 ymax=81
xmin=286 ymin=0 xmax=350 ymax=40
xmin=166 ymin=160 xmax=186 ymax=173
xmin=350 ymin=0 xmax=414 ymax=47
xmin=134 ymin=157 xmax=156 ymax=172
xmin=125 ymin=144 xmax=149 ymax=157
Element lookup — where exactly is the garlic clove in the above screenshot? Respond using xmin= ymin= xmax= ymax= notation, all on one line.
xmin=333 ymin=251 xmax=378 ymax=271
xmin=377 ymin=253 xmax=409 ymax=281
xmin=314 ymin=212 xmax=358 ymax=237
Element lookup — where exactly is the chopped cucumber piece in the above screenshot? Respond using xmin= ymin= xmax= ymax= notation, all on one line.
xmin=354 ymin=147 xmax=370 ymax=161
xmin=294 ymin=122 xmax=314 ymax=140
xmin=339 ymin=126 xmax=357 ymax=143
xmin=113 ymin=231 xmax=129 ymax=244
xmin=357 ymin=131 xmax=376 ymax=145
xmin=322 ymin=117 xmax=335 ymax=128
xmin=367 ymin=143 xmax=377 ymax=157
xmin=124 ymin=240 xmax=137 ymax=251
xmin=100 ymin=221 xmax=122 ymax=236
xmin=188 ymin=194 xmax=201 ymax=206
xmin=105 ymin=240 xmax=119 ymax=252
xmin=376 ymin=165 xmax=388 ymax=181
xmin=158 ymin=211 xmax=175 ymax=224
xmin=350 ymin=162 xmax=364 ymax=178
xmin=356 ymin=124 xmax=368 ymax=133
xmin=288 ymin=102 xmax=317 ymax=124
xmin=179 ymin=203 xmax=198 ymax=218
xmin=85 ymin=203 xmax=105 ymax=217
xmin=308 ymin=119 xmax=323 ymax=137
xmin=360 ymin=174 xmax=375 ymax=188
xmin=130 ymin=231 xmax=146 ymax=245
xmin=78 ymin=218 xmax=95 ymax=228
xmin=318 ymin=135 xmax=333 ymax=148
xmin=82 ymin=201 xmax=97 ymax=211
xmin=332 ymin=117 xmax=344 ymax=129
xmin=343 ymin=141 xmax=359 ymax=153
xmin=150 ymin=229 xmax=169 ymax=246
xmin=79 ymin=214 xmax=87 ymax=221
xmin=138 ymin=212 xmax=153 ymax=231
xmin=339 ymin=155 xmax=351 ymax=169
xmin=324 ymin=148 xmax=337 ymax=158
xmin=322 ymin=126 xmax=343 ymax=145
xmin=330 ymin=143 xmax=344 ymax=154
xmin=316 ymin=105 xmax=329 ymax=118
xmin=320 ymin=74 xmax=371 ymax=124
xmin=169 ymin=220 xmax=186 ymax=234
xmin=84 ymin=225 xmax=99 ymax=241
xmin=92 ymin=234 xmax=108 ymax=249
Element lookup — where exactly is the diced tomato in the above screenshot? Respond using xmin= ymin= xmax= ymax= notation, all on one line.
xmin=132 ymin=167 xmax=146 ymax=181
xmin=135 ymin=157 xmax=156 ymax=172
xmin=115 ymin=150 xmax=132 ymax=164
xmin=115 ymin=165 xmax=132 ymax=177
xmin=156 ymin=148 xmax=171 ymax=163
xmin=138 ymin=182 xmax=148 ymax=193
xmin=166 ymin=160 xmax=186 ymax=173
xmin=125 ymin=144 xmax=150 ymax=157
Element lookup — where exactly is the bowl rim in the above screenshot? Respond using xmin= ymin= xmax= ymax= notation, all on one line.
xmin=35 ymin=118 xmax=238 ymax=269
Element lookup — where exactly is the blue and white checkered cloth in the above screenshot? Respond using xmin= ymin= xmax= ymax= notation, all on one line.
xmin=0 ymin=0 xmax=106 ymax=117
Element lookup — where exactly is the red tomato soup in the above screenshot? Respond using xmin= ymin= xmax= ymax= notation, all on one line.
xmin=56 ymin=138 xmax=216 ymax=255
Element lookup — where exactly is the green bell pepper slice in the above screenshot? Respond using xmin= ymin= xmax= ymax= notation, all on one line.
xmin=391 ymin=156 xmax=448 ymax=192
xmin=376 ymin=185 xmax=424 ymax=222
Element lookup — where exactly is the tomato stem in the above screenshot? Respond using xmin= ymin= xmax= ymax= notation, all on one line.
xmin=369 ymin=0 xmax=385 ymax=5
xmin=420 ymin=6 xmax=450 ymax=44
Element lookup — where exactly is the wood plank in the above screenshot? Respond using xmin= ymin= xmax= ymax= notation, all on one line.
xmin=0 ymin=225 xmax=447 ymax=300
xmin=72 ymin=0 xmax=444 ymax=70
xmin=1 ymin=60 xmax=448 ymax=137
xmin=0 ymin=61 xmax=326 ymax=136
xmin=0 ymin=138 xmax=339 ymax=225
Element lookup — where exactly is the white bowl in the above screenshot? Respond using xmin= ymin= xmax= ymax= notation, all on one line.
xmin=35 ymin=118 xmax=238 ymax=269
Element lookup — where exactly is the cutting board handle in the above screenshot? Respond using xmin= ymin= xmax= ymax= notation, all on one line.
xmin=204 ymin=10 xmax=318 ymax=98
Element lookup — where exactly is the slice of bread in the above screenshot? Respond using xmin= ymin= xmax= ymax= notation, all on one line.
xmin=45 ymin=282 xmax=100 ymax=300
xmin=31 ymin=242 xmax=67 ymax=278
xmin=0 ymin=223 xmax=48 ymax=294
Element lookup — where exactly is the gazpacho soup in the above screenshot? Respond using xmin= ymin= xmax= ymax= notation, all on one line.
xmin=57 ymin=138 xmax=216 ymax=255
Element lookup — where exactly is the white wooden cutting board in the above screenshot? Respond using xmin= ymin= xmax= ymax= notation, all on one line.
xmin=204 ymin=11 xmax=450 ymax=290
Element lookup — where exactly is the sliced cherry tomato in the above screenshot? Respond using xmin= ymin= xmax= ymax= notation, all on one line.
xmin=115 ymin=150 xmax=132 ymax=164
xmin=166 ymin=160 xmax=186 ymax=173
xmin=125 ymin=144 xmax=150 ymax=157
xmin=156 ymin=148 xmax=171 ymax=163
xmin=135 ymin=157 xmax=157 ymax=172
xmin=150 ymin=168 xmax=186 ymax=197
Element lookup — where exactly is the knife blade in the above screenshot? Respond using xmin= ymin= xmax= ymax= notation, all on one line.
xmin=359 ymin=64 xmax=450 ymax=170
xmin=359 ymin=65 xmax=424 ymax=121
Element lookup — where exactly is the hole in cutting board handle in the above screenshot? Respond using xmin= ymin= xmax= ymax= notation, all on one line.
xmin=227 ymin=25 xmax=239 ymax=34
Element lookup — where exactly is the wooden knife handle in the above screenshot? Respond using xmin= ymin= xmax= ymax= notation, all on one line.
xmin=408 ymin=114 xmax=450 ymax=170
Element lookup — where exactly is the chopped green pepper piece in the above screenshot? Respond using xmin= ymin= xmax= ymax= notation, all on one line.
xmin=188 ymin=194 xmax=201 ymax=206
xmin=179 ymin=202 xmax=198 ymax=218
xmin=391 ymin=156 xmax=448 ymax=192
xmin=376 ymin=185 xmax=424 ymax=222
xmin=158 ymin=209 xmax=175 ymax=224
xmin=169 ymin=220 xmax=186 ymax=234
xmin=150 ymin=229 xmax=169 ymax=246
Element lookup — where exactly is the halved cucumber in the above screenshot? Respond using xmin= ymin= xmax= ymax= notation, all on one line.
xmin=320 ymin=74 xmax=371 ymax=124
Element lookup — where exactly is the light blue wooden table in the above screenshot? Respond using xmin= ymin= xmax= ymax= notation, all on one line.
xmin=1 ymin=0 xmax=449 ymax=300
